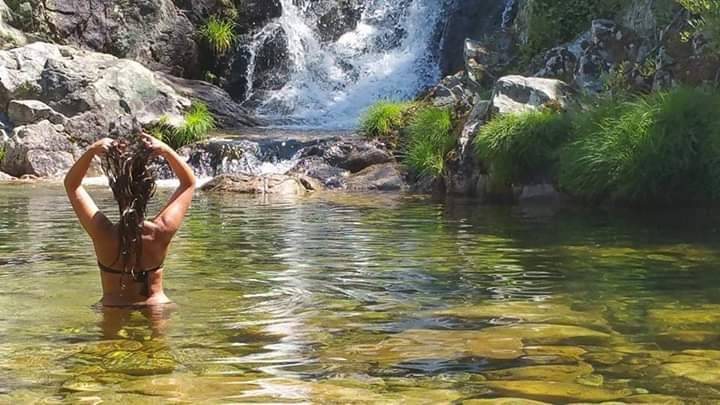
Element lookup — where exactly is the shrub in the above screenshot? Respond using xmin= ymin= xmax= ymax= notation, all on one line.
xmin=360 ymin=100 xmax=415 ymax=146
xmin=200 ymin=16 xmax=236 ymax=54
xmin=404 ymin=106 xmax=454 ymax=176
xmin=559 ymin=87 xmax=720 ymax=205
xmin=522 ymin=0 xmax=624 ymax=59
xmin=677 ymin=0 xmax=720 ymax=49
xmin=147 ymin=102 xmax=216 ymax=150
xmin=0 ymin=143 xmax=5 ymax=165
xmin=474 ymin=109 xmax=572 ymax=186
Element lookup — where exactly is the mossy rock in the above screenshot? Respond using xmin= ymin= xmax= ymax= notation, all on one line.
xmin=481 ymin=323 xmax=611 ymax=346
xmin=660 ymin=360 xmax=720 ymax=386
xmin=432 ymin=301 xmax=609 ymax=331
xmin=463 ymin=399 xmax=550 ymax=405
xmin=484 ymin=381 xmax=632 ymax=403
xmin=79 ymin=340 xmax=143 ymax=356
xmin=483 ymin=363 xmax=594 ymax=382
xmin=102 ymin=350 xmax=176 ymax=376
xmin=61 ymin=375 xmax=105 ymax=392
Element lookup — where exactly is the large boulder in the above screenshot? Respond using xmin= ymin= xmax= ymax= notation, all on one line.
xmin=32 ymin=0 xmax=199 ymax=77
xmin=156 ymin=73 xmax=264 ymax=128
xmin=0 ymin=42 xmax=189 ymax=145
xmin=492 ymin=75 xmax=574 ymax=114
xmin=201 ymin=174 xmax=313 ymax=195
xmin=0 ymin=170 xmax=14 ymax=180
xmin=0 ymin=120 xmax=78 ymax=177
xmin=346 ymin=163 xmax=405 ymax=192
xmin=7 ymin=100 xmax=66 ymax=126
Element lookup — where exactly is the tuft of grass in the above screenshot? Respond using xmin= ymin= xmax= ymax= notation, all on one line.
xmin=200 ymin=16 xmax=236 ymax=55
xmin=559 ymin=87 xmax=720 ymax=205
xmin=474 ymin=109 xmax=572 ymax=186
xmin=360 ymin=100 xmax=415 ymax=146
xmin=147 ymin=101 xmax=216 ymax=150
xmin=0 ymin=143 xmax=5 ymax=166
xmin=404 ymin=106 xmax=455 ymax=177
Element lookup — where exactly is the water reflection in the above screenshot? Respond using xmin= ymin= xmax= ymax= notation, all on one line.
xmin=4 ymin=185 xmax=720 ymax=402
xmin=97 ymin=305 xmax=175 ymax=340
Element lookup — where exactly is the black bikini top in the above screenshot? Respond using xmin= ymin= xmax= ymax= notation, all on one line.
xmin=97 ymin=261 xmax=163 ymax=282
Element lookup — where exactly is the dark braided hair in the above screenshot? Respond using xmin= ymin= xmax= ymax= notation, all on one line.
xmin=100 ymin=133 xmax=157 ymax=280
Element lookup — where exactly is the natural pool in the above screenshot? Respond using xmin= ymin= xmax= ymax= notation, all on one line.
xmin=2 ymin=184 xmax=720 ymax=404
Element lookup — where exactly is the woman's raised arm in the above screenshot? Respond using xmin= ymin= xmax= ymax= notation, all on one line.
xmin=144 ymin=133 xmax=196 ymax=238
xmin=64 ymin=138 xmax=113 ymax=239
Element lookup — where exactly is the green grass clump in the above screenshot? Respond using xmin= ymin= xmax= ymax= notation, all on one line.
xmin=360 ymin=100 xmax=415 ymax=146
xmin=404 ymin=106 xmax=454 ymax=176
xmin=559 ymin=88 xmax=720 ymax=205
xmin=147 ymin=101 xmax=216 ymax=150
xmin=200 ymin=16 xmax=236 ymax=54
xmin=474 ymin=109 xmax=572 ymax=186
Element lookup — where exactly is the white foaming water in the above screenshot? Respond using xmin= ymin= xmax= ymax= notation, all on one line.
xmin=246 ymin=0 xmax=447 ymax=128
xmin=82 ymin=177 xmax=214 ymax=189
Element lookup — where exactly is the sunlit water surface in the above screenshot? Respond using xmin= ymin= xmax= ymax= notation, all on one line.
xmin=3 ymin=184 xmax=720 ymax=404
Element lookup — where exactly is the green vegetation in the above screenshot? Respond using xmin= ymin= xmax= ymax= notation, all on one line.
xmin=677 ymin=0 xmax=720 ymax=49
xmin=147 ymin=101 xmax=216 ymax=150
xmin=360 ymin=100 xmax=415 ymax=147
xmin=522 ymin=0 xmax=623 ymax=59
xmin=474 ymin=109 xmax=572 ymax=186
xmin=404 ymin=106 xmax=454 ymax=176
xmin=559 ymin=88 xmax=720 ymax=205
xmin=0 ymin=143 xmax=5 ymax=166
xmin=200 ymin=16 xmax=236 ymax=54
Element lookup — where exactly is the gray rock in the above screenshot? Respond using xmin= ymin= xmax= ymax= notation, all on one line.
xmin=156 ymin=73 xmax=263 ymax=128
xmin=290 ymin=156 xmax=348 ymax=189
xmin=321 ymin=141 xmax=393 ymax=173
xmin=1 ymin=120 xmax=77 ymax=177
xmin=8 ymin=100 xmax=67 ymax=126
xmin=35 ymin=0 xmax=199 ymax=77
xmin=536 ymin=47 xmax=578 ymax=83
xmin=346 ymin=163 xmax=404 ymax=192
xmin=444 ymin=100 xmax=491 ymax=196
xmin=0 ymin=42 xmax=191 ymax=145
xmin=0 ymin=170 xmax=14 ymax=181
xmin=424 ymin=71 xmax=479 ymax=111
xmin=0 ymin=0 xmax=26 ymax=50
xmin=517 ymin=183 xmax=563 ymax=203
xmin=439 ymin=0 xmax=508 ymax=75
xmin=201 ymin=174 xmax=312 ymax=195
xmin=492 ymin=75 xmax=574 ymax=114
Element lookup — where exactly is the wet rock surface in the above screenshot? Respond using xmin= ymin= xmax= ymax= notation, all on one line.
xmin=201 ymin=174 xmax=314 ymax=195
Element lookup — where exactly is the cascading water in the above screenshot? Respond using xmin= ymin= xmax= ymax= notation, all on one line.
xmin=240 ymin=0 xmax=449 ymax=128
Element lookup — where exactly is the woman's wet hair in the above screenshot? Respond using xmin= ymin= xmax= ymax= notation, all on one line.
xmin=100 ymin=133 xmax=156 ymax=277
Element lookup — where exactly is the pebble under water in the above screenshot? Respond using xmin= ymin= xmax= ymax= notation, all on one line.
xmin=3 ymin=184 xmax=720 ymax=403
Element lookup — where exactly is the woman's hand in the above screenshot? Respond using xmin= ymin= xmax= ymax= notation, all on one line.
xmin=141 ymin=132 xmax=171 ymax=157
xmin=90 ymin=138 xmax=114 ymax=156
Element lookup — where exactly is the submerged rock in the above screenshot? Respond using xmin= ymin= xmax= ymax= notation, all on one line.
xmin=486 ymin=380 xmax=631 ymax=402
xmin=432 ymin=300 xmax=610 ymax=331
xmin=483 ymin=363 xmax=594 ymax=382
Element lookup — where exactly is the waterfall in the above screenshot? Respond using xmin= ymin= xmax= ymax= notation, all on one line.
xmin=241 ymin=0 xmax=448 ymax=128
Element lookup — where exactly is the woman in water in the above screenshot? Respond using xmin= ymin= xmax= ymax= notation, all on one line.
xmin=64 ymin=132 xmax=196 ymax=307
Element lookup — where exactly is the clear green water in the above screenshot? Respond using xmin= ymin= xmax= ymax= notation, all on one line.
xmin=3 ymin=184 xmax=720 ymax=404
